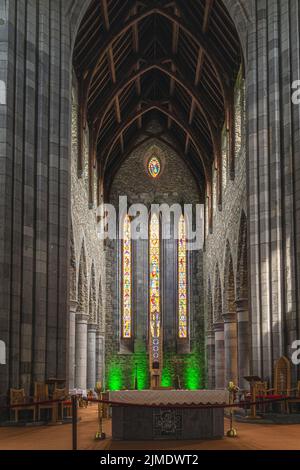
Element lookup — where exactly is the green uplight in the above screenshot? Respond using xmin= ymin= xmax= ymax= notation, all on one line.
xmin=132 ymin=352 xmax=149 ymax=390
xmin=161 ymin=367 xmax=173 ymax=388
xmin=108 ymin=361 xmax=123 ymax=391
xmin=184 ymin=353 xmax=203 ymax=390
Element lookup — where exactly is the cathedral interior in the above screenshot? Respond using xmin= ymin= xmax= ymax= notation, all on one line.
xmin=0 ymin=0 xmax=300 ymax=451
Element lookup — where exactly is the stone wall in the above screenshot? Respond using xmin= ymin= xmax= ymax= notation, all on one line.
xmin=204 ymin=72 xmax=248 ymax=388
xmin=69 ymin=74 xmax=105 ymax=391
xmin=107 ymin=125 xmax=205 ymax=390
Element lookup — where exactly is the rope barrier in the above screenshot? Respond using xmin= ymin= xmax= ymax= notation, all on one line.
xmin=0 ymin=398 xmax=70 ymax=411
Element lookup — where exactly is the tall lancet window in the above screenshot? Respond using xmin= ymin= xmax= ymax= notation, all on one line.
xmin=149 ymin=213 xmax=161 ymax=370
xmin=178 ymin=215 xmax=188 ymax=339
xmin=122 ymin=215 xmax=132 ymax=339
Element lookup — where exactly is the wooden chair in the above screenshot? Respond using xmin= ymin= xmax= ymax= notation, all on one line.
xmin=52 ymin=387 xmax=71 ymax=421
xmin=10 ymin=389 xmax=36 ymax=423
xmin=34 ymin=383 xmax=54 ymax=422
xmin=265 ymin=356 xmax=292 ymax=412
xmin=287 ymin=381 xmax=300 ymax=414
xmin=253 ymin=381 xmax=268 ymax=415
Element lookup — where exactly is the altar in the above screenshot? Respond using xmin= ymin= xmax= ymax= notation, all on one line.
xmin=109 ymin=390 xmax=229 ymax=441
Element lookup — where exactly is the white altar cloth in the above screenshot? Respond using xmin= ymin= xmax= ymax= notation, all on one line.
xmin=109 ymin=390 xmax=229 ymax=406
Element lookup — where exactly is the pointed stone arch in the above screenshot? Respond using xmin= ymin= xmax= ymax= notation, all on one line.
xmin=223 ymin=240 xmax=238 ymax=384
xmin=213 ymin=264 xmax=222 ymax=323
xmin=87 ymin=262 xmax=97 ymax=389
xmin=77 ymin=241 xmax=88 ymax=313
xmin=236 ymin=210 xmax=250 ymax=387
xmin=236 ymin=210 xmax=248 ymax=299
xmin=213 ymin=264 xmax=225 ymax=389
xmin=97 ymin=278 xmax=104 ymax=334
xmin=224 ymin=240 xmax=236 ymax=316
xmin=207 ymin=278 xmax=213 ymax=331
xmin=89 ymin=263 xmax=97 ymax=323
xmin=70 ymin=221 xmax=77 ymax=301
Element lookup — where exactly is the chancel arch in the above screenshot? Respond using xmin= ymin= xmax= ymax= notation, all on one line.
xmin=108 ymin=137 xmax=203 ymax=390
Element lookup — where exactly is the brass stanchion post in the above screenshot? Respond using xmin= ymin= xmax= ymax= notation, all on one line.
xmin=226 ymin=381 xmax=238 ymax=438
xmin=95 ymin=382 xmax=106 ymax=441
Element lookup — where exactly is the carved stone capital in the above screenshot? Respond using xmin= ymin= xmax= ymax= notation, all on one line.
xmin=76 ymin=312 xmax=89 ymax=323
xmin=235 ymin=298 xmax=248 ymax=312
xmin=88 ymin=323 xmax=98 ymax=333
xmin=69 ymin=300 xmax=78 ymax=314
xmin=222 ymin=312 xmax=236 ymax=324
xmin=213 ymin=321 xmax=224 ymax=333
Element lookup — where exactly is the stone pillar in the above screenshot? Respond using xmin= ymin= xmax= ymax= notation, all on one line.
xmin=206 ymin=330 xmax=215 ymax=389
xmin=214 ymin=322 xmax=225 ymax=389
xmin=236 ymin=298 xmax=250 ymax=389
xmin=96 ymin=332 xmax=105 ymax=386
xmin=87 ymin=323 xmax=97 ymax=390
xmin=68 ymin=301 xmax=78 ymax=391
xmin=75 ymin=313 xmax=88 ymax=391
xmin=222 ymin=313 xmax=238 ymax=386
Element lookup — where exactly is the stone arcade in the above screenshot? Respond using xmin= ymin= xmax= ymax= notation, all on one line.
xmin=0 ymin=0 xmax=300 ymax=443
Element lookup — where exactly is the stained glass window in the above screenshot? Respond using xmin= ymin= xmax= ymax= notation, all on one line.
xmin=149 ymin=213 xmax=161 ymax=364
xmin=148 ymin=157 xmax=161 ymax=178
xmin=122 ymin=215 xmax=132 ymax=339
xmin=178 ymin=215 xmax=188 ymax=339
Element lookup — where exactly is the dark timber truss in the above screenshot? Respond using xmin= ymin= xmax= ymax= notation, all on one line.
xmin=73 ymin=0 xmax=242 ymax=227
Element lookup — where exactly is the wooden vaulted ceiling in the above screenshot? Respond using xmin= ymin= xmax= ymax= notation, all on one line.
xmin=73 ymin=0 xmax=241 ymax=203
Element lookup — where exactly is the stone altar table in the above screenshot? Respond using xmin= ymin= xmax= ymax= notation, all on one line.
xmin=109 ymin=390 xmax=229 ymax=441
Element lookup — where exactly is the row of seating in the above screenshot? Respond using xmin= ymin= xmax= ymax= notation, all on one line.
xmin=251 ymin=357 xmax=300 ymax=414
xmin=9 ymin=383 xmax=71 ymax=423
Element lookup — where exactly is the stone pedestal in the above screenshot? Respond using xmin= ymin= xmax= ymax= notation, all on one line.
xmin=214 ymin=322 xmax=225 ymax=389
xmin=222 ymin=312 xmax=238 ymax=386
xmin=236 ymin=298 xmax=250 ymax=389
xmin=96 ymin=332 xmax=105 ymax=385
xmin=87 ymin=324 xmax=97 ymax=390
xmin=206 ymin=330 xmax=215 ymax=389
xmin=75 ymin=312 xmax=88 ymax=390
xmin=68 ymin=301 xmax=78 ymax=390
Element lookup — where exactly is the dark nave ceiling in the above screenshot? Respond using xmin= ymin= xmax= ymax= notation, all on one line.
xmin=73 ymin=0 xmax=242 ymax=198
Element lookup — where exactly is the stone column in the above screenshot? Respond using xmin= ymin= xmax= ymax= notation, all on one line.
xmin=214 ymin=322 xmax=225 ymax=389
xmin=87 ymin=323 xmax=97 ymax=390
xmin=236 ymin=298 xmax=250 ymax=389
xmin=222 ymin=313 xmax=238 ymax=386
xmin=96 ymin=332 xmax=105 ymax=386
xmin=75 ymin=313 xmax=88 ymax=391
xmin=68 ymin=301 xmax=78 ymax=391
xmin=206 ymin=330 xmax=215 ymax=389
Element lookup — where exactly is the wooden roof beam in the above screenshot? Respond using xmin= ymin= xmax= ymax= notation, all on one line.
xmin=131 ymin=4 xmax=142 ymax=129
xmin=101 ymin=0 xmax=124 ymax=158
xmin=92 ymin=59 xmax=219 ymax=147
xmin=188 ymin=0 xmax=214 ymax=127
xmin=81 ymin=6 xmax=230 ymax=125
xmin=102 ymin=102 xmax=211 ymax=180
xmin=168 ymin=6 xmax=180 ymax=128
